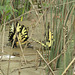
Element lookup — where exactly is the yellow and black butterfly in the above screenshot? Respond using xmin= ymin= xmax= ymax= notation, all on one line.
xmin=46 ymin=29 xmax=54 ymax=48
xmin=32 ymin=28 xmax=54 ymax=49
xmin=9 ymin=22 xmax=29 ymax=48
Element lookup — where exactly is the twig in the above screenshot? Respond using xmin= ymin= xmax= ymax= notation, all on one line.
xmin=18 ymin=70 xmax=21 ymax=75
xmin=23 ymin=11 xmax=45 ymax=50
xmin=37 ymin=50 xmax=55 ymax=75
xmin=73 ymin=65 xmax=75 ymax=75
xmin=0 ymin=17 xmax=5 ymax=75
xmin=1 ymin=8 xmax=42 ymax=26
xmin=62 ymin=58 xmax=75 ymax=75
xmin=2 ymin=17 xmax=6 ymax=53
xmin=7 ymin=54 xmax=11 ymax=75
xmin=54 ymin=1 xmax=75 ymax=7
xmin=35 ymin=52 xmax=39 ymax=70
xmin=31 ymin=11 xmax=45 ymax=38
xmin=1 ymin=1 xmax=75 ymax=27
xmin=7 ymin=0 xmax=16 ymax=74
xmin=1 ymin=59 xmax=35 ymax=63
xmin=17 ymin=35 xmax=27 ymax=64
xmin=0 ymin=68 xmax=5 ymax=75
xmin=29 ymin=0 xmax=39 ymax=17
xmin=25 ymin=11 xmax=45 ymax=42
xmin=44 ymin=51 xmax=64 ymax=69
xmin=11 ymin=65 xmax=35 ymax=73
xmin=0 ymin=17 xmax=6 ymax=75
xmin=32 ymin=38 xmax=46 ymax=47
xmin=0 ymin=20 xmax=5 ymax=74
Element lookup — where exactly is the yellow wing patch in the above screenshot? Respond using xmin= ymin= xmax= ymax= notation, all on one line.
xmin=46 ymin=29 xmax=54 ymax=47
xmin=16 ymin=23 xmax=21 ymax=32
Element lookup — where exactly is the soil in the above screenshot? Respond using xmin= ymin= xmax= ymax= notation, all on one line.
xmin=0 ymin=16 xmax=47 ymax=75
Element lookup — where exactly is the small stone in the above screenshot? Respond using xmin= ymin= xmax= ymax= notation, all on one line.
xmin=12 ymin=52 xmax=20 ymax=57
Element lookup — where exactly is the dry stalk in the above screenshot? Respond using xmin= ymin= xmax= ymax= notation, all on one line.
xmin=7 ymin=55 xmax=11 ymax=75
xmin=34 ymin=11 xmax=45 ymax=27
xmin=1 ymin=59 xmax=35 ymax=63
xmin=73 ymin=65 xmax=75 ymax=75
xmin=16 ymin=35 xmax=27 ymax=64
xmin=37 ymin=50 xmax=55 ymax=75
xmin=29 ymin=0 xmax=39 ymax=17
xmin=1 ymin=1 xmax=75 ymax=29
xmin=26 ymin=11 xmax=46 ymax=48
xmin=18 ymin=70 xmax=21 ymax=75
xmin=24 ymin=11 xmax=45 ymax=43
xmin=24 ymin=41 xmax=29 ymax=50
xmin=11 ymin=65 xmax=35 ymax=73
xmin=7 ymin=1 xmax=16 ymax=74
xmin=43 ymin=30 xmax=73 ymax=69
xmin=2 ymin=17 xmax=6 ymax=53
xmin=63 ymin=23 xmax=66 ymax=70
xmin=0 ymin=19 xmax=5 ymax=75
xmin=17 ymin=10 xmax=45 ymax=51
xmin=54 ymin=1 xmax=75 ymax=8
xmin=64 ymin=5 xmax=74 ymax=26
xmin=0 ymin=17 xmax=6 ymax=75
xmin=44 ymin=51 xmax=64 ymax=69
xmin=35 ymin=51 xmax=39 ymax=70
xmin=32 ymin=38 xmax=46 ymax=47
xmin=7 ymin=1 xmax=31 ymax=74
xmin=62 ymin=58 xmax=75 ymax=75
xmin=10 ymin=0 xmax=15 ymax=19
xmin=0 ymin=69 xmax=5 ymax=75
xmin=1 ymin=8 xmax=42 ymax=27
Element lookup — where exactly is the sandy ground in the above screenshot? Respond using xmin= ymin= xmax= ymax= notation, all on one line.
xmin=0 ymin=17 xmax=48 ymax=75
xmin=0 ymin=12 xmax=74 ymax=75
